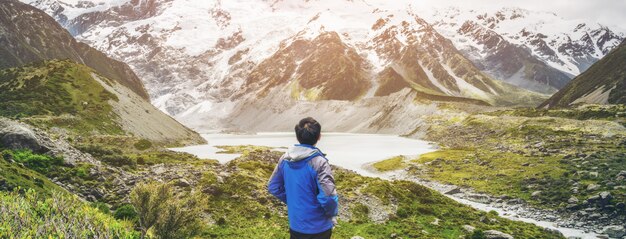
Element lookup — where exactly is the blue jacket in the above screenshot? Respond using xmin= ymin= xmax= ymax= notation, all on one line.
xmin=267 ymin=144 xmax=339 ymax=234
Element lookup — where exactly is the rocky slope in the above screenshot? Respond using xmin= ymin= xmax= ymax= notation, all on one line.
xmin=427 ymin=7 xmax=624 ymax=94
xmin=397 ymin=105 xmax=626 ymax=236
xmin=541 ymin=40 xmax=626 ymax=108
xmin=0 ymin=0 xmax=148 ymax=100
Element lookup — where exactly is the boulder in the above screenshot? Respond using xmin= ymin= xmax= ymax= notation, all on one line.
xmin=603 ymin=225 xmax=626 ymax=238
xmin=462 ymin=225 xmax=476 ymax=233
xmin=445 ymin=187 xmax=462 ymax=195
xmin=176 ymin=178 xmax=191 ymax=188
xmin=0 ymin=124 xmax=45 ymax=152
xmin=531 ymin=191 xmax=542 ymax=198
xmin=599 ymin=191 xmax=613 ymax=206
xmin=587 ymin=184 xmax=600 ymax=191
xmin=568 ymin=196 xmax=579 ymax=204
xmin=484 ymin=230 xmax=514 ymax=239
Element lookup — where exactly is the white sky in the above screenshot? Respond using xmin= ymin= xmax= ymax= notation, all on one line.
xmin=410 ymin=0 xmax=626 ymax=30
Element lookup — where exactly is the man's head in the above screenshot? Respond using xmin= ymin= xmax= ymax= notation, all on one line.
xmin=295 ymin=117 xmax=321 ymax=145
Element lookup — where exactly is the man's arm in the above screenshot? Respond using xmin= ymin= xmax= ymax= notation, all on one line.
xmin=267 ymin=159 xmax=287 ymax=203
xmin=312 ymin=157 xmax=339 ymax=217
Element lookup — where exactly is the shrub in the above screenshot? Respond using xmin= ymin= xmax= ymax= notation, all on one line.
xmin=10 ymin=150 xmax=63 ymax=172
xmin=92 ymin=201 xmax=111 ymax=214
xmin=114 ymin=204 xmax=138 ymax=222
xmin=130 ymin=181 xmax=206 ymax=239
xmin=468 ymin=230 xmax=486 ymax=239
xmin=133 ymin=139 xmax=152 ymax=151
xmin=0 ymin=189 xmax=138 ymax=238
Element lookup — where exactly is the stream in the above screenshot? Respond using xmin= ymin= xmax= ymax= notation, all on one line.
xmin=171 ymin=132 xmax=599 ymax=238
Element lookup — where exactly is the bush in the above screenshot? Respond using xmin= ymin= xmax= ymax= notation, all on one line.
xmin=9 ymin=150 xmax=63 ymax=172
xmin=130 ymin=181 xmax=206 ymax=239
xmin=133 ymin=139 xmax=152 ymax=151
xmin=114 ymin=204 xmax=138 ymax=222
xmin=0 ymin=189 xmax=138 ymax=238
xmin=101 ymin=154 xmax=136 ymax=167
xmin=92 ymin=201 xmax=111 ymax=214
xmin=468 ymin=230 xmax=486 ymax=239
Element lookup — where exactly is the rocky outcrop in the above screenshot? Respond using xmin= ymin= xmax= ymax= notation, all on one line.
xmin=484 ymin=230 xmax=514 ymax=239
xmin=0 ymin=123 xmax=46 ymax=153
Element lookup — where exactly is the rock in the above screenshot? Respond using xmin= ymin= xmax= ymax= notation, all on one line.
xmin=544 ymin=227 xmax=564 ymax=237
xmin=507 ymin=198 xmax=525 ymax=205
xmin=0 ymin=124 xmax=45 ymax=152
xmin=351 ymin=237 xmax=365 ymax=239
xmin=587 ymin=184 xmax=600 ymax=191
xmin=467 ymin=194 xmax=491 ymax=204
xmin=430 ymin=218 xmax=440 ymax=226
xmin=176 ymin=178 xmax=191 ymax=187
xmin=462 ymin=225 xmax=476 ymax=233
xmin=484 ymin=230 xmax=514 ymax=239
xmin=599 ymin=191 xmax=613 ymax=206
xmin=603 ymin=225 xmax=626 ymax=238
xmin=444 ymin=187 xmax=462 ymax=195
xmin=531 ymin=191 xmax=541 ymax=198
xmin=568 ymin=196 xmax=579 ymax=204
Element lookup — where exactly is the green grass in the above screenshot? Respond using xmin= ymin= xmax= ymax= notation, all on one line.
xmin=0 ymin=189 xmax=138 ymax=238
xmin=418 ymin=106 xmax=626 ymax=210
xmin=197 ymin=149 xmax=562 ymax=239
xmin=0 ymin=150 xmax=66 ymax=196
xmin=0 ymin=60 xmax=124 ymax=136
xmin=413 ymin=149 xmax=567 ymax=204
xmin=372 ymin=156 xmax=407 ymax=172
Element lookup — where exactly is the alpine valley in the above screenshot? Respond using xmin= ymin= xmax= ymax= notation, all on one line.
xmin=1 ymin=0 xmax=625 ymax=238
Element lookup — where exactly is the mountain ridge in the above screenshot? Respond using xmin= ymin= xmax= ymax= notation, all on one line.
xmin=540 ymin=39 xmax=626 ymax=108
xmin=0 ymin=0 xmax=150 ymax=100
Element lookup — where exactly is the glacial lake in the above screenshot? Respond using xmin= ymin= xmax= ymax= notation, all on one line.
xmin=170 ymin=132 xmax=438 ymax=176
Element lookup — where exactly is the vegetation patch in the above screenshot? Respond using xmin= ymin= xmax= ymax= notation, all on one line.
xmin=0 ymin=60 xmax=124 ymax=136
xmin=0 ymin=189 xmax=137 ymax=238
xmin=372 ymin=155 xmax=407 ymax=172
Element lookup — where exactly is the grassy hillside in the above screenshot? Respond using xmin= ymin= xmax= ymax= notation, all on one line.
xmin=0 ymin=60 xmax=124 ymax=135
xmin=0 ymin=0 xmax=148 ymax=99
xmin=0 ymin=60 xmax=205 ymax=145
xmin=407 ymin=105 xmax=626 ymax=212
xmin=541 ymin=40 xmax=626 ymax=107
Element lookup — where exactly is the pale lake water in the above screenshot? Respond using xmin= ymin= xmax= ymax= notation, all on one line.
xmin=170 ymin=132 xmax=438 ymax=177
xmin=170 ymin=132 xmax=598 ymax=238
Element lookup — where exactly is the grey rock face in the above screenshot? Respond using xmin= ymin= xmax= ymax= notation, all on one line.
xmin=484 ymin=230 xmax=514 ymax=239
xmin=0 ymin=124 xmax=45 ymax=152
xmin=603 ymin=225 xmax=625 ymax=238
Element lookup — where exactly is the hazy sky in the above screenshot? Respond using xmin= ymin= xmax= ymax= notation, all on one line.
xmin=414 ymin=0 xmax=626 ymax=30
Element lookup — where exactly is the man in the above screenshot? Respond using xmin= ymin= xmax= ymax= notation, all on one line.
xmin=268 ymin=117 xmax=339 ymax=239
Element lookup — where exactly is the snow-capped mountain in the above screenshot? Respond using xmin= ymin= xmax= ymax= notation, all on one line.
xmin=20 ymin=0 xmax=620 ymax=132
xmin=425 ymin=7 xmax=624 ymax=93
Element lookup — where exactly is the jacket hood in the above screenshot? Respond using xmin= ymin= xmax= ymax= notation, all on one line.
xmin=284 ymin=145 xmax=321 ymax=162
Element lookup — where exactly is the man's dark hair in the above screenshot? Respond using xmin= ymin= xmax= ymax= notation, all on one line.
xmin=295 ymin=117 xmax=321 ymax=145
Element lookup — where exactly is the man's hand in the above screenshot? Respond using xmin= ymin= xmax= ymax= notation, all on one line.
xmin=332 ymin=216 xmax=338 ymax=226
